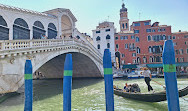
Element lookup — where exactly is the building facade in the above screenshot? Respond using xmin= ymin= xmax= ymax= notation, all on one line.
xmin=92 ymin=22 xmax=116 ymax=63
xmin=114 ymin=2 xmax=188 ymax=72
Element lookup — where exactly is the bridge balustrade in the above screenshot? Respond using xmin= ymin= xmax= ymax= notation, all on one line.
xmin=0 ymin=39 xmax=102 ymax=58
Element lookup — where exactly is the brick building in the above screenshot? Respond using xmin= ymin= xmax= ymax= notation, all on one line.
xmin=114 ymin=2 xmax=188 ymax=72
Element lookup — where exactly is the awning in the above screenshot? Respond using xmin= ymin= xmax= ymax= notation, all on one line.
xmin=123 ymin=64 xmax=137 ymax=69
xmin=146 ymin=62 xmax=188 ymax=68
xmin=146 ymin=64 xmax=163 ymax=68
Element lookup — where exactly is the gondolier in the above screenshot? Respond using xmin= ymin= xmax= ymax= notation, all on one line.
xmin=141 ymin=67 xmax=154 ymax=92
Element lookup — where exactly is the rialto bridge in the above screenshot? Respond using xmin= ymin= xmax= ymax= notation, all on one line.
xmin=0 ymin=4 xmax=103 ymax=93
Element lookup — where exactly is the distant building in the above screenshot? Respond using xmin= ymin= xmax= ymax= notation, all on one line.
xmin=92 ymin=21 xmax=116 ymax=64
xmin=114 ymin=2 xmax=188 ymax=73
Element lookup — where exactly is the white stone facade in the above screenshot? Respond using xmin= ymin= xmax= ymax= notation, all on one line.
xmin=92 ymin=22 xmax=116 ymax=63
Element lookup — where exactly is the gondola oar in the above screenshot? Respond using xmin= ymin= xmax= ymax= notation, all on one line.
xmin=151 ymin=79 xmax=166 ymax=89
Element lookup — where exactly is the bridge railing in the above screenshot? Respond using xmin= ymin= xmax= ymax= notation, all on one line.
xmin=0 ymin=39 xmax=102 ymax=57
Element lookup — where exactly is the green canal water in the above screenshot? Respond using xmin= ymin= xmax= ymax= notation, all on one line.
xmin=0 ymin=78 xmax=187 ymax=111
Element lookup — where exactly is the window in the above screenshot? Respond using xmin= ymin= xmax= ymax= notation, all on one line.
xmin=96 ymin=36 xmax=100 ymax=41
xmin=105 ymin=29 xmax=110 ymax=32
xmin=175 ymin=58 xmax=178 ymax=62
xmin=173 ymin=36 xmax=176 ymax=39
xmin=116 ymin=44 xmax=119 ymax=49
xmin=97 ymin=44 xmax=100 ymax=49
xmin=0 ymin=15 xmax=9 ymax=40
xmin=160 ymin=35 xmax=163 ymax=40
xmin=175 ymin=50 xmax=179 ymax=55
xmin=106 ymin=35 xmax=110 ymax=39
xmin=122 ymin=54 xmax=125 ymax=58
xmin=137 ymin=57 xmax=140 ymax=64
xmin=162 ymin=28 xmax=166 ymax=31
xmin=184 ymin=35 xmax=188 ymax=38
xmin=134 ymin=30 xmax=139 ymax=34
xmin=122 ymin=24 xmax=125 ymax=29
xmin=134 ymin=23 xmax=140 ymax=26
xmin=13 ymin=18 xmax=30 ymax=40
xmin=120 ymin=36 xmax=128 ymax=40
xmin=131 ymin=35 xmax=135 ymax=39
xmin=148 ymin=35 xmax=151 ymax=41
xmin=115 ymin=37 xmax=118 ymax=40
xmin=137 ymin=47 xmax=140 ymax=53
xmin=159 ymin=45 xmax=163 ymax=52
xmin=187 ymin=48 xmax=188 ymax=54
xmin=155 ymin=56 xmax=161 ymax=62
xmin=146 ymin=29 xmax=151 ymax=33
xmin=135 ymin=37 xmax=140 ymax=42
xmin=48 ymin=23 xmax=57 ymax=39
xmin=158 ymin=29 xmax=162 ymax=32
xmin=168 ymin=35 xmax=172 ymax=40
xmin=126 ymin=23 xmax=128 ymax=28
xmin=149 ymin=56 xmax=153 ymax=63
xmin=144 ymin=22 xmax=150 ymax=26
xmin=163 ymin=35 xmax=167 ymax=40
xmin=107 ymin=43 xmax=110 ymax=48
xmin=96 ymin=30 xmax=100 ymax=33
xmin=180 ymin=58 xmax=184 ymax=62
xmin=148 ymin=46 xmax=152 ymax=53
xmin=125 ymin=44 xmax=128 ymax=49
xmin=132 ymin=53 xmax=136 ymax=57
xmin=173 ymin=42 xmax=177 ymax=46
xmin=152 ymin=29 xmax=155 ymax=32
xmin=143 ymin=56 xmax=147 ymax=63
xmin=179 ymin=49 xmax=183 ymax=54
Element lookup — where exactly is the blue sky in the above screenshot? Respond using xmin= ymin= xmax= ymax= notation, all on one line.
xmin=1 ymin=0 xmax=188 ymax=36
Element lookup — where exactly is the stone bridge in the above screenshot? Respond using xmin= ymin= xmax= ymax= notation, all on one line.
xmin=0 ymin=39 xmax=103 ymax=93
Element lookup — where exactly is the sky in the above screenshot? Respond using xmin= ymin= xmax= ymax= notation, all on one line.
xmin=0 ymin=0 xmax=188 ymax=36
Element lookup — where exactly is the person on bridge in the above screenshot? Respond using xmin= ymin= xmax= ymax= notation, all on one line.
xmin=141 ymin=67 xmax=154 ymax=93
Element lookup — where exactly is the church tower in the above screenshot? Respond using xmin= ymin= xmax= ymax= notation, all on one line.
xmin=119 ymin=2 xmax=129 ymax=32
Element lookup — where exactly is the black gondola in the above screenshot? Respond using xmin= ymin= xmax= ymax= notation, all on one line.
xmin=114 ymin=86 xmax=188 ymax=102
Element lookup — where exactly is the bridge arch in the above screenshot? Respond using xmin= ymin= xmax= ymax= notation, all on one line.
xmin=33 ymin=47 xmax=102 ymax=78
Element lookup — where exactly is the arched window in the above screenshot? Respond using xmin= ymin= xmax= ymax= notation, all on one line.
xmin=13 ymin=18 xmax=30 ymax=40
xmin=137 ymin=47 xmax=140 ymax=54
xmin=97 ymin=44 xmax=100 ymax=49
xmin=148 ymin=35 xmax=151 ymax=41
xmin=106 ymin=35 xmax=110 ymax=39
xmin=33 ymin=21 xmax=45 ymax=39
xmin=126 ymin=23 xmax=128 ymax=28
xmin=0 ymin=15 xmax=9 ymax=40
xmin=115 ymin=37 xmax=118 ymax=40
xmin=107 ymin=43 xmax=110 ymax=48
xmin=149 ymin=56 xmax=153 ymax=63
xmin=96 ymin=36 xmax=100 ymax=41
xmin=48 ymin=23 xmax=57 ymax=39
xmin=143 ymin=56 xmax=147 ymax=63
xmin=148 ymin=46 xmax=152 ymax=53
xmin=137 ymin=57 xmax=140 ymax=64
xmin=136 ymin=37 xmax=140 ymax=42
xmin=122 ymin=23 xmax=124 ymax=29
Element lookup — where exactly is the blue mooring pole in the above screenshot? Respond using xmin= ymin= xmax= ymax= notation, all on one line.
xmin=24 ymin=60 xmax=33 ymax=111
xmin=103 ymin=49 xmax=114 ymax=111
xmin=63 ymin=54 xmax=73 ymax=111
xmin=162 ymin=40 xmax=180 ymax=111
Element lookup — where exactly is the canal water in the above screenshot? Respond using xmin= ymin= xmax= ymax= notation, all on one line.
xmin=0 ymin=78 xmax=187 ymax=111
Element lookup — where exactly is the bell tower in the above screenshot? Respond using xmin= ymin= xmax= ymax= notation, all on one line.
xmin=119 ymin=2 xmax=129 ymax=32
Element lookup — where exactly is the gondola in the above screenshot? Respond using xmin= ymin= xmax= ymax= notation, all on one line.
xmin=113 ymin=86 xmax=188 ymax=102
